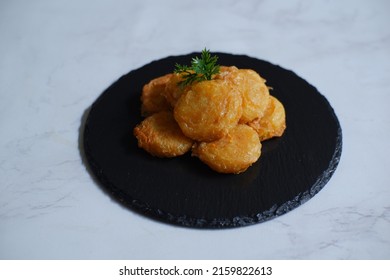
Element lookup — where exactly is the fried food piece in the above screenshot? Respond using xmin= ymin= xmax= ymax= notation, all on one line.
xmin=141 ymin=74 xmax=172 ymax=116
xmin=162 ymin=73 xmax=191 ymax=107
xmin=234 ymin=69 xmax=270 ymax=123
xmin=248 ymin=95 xmax=286 ymax=141
xmin=217 ymin=67 xmax=270 ymax=123
xmin=134 ymin=111 xmax=193 ymax=157
xmin=192 ymin=124 xmax=261 ymax=174
xmin=174 ymin=79 xmax=242 ymax=142
xmin=214 ymin=66 xmax=239 ymax=79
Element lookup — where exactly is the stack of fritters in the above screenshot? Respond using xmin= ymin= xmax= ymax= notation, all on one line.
xmin=134 ymin=66 xmax=286 ymax=174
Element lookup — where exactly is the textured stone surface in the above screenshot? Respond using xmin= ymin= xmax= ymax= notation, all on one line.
xmin=83 ymin=53 xmax=342 ymax=228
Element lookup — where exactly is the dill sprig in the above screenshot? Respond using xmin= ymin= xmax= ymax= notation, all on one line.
xmin=174 ymin=48 xmax=220 ymax=87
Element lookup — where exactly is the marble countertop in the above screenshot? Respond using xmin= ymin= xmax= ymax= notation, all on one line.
xmin=1 ymin=0 xmax=389 ymax=259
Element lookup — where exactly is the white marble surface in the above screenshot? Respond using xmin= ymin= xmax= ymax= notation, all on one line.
xmin=1 ymin=0 xmax=389 ymax=260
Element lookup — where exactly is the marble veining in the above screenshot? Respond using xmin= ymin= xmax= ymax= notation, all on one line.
xmin=0 ymin=0 xmax=389 ymax=259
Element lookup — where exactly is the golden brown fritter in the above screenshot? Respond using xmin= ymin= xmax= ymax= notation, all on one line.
xmin=162 ymin=73 xmax=190 ymax=108
xmin=216 ymin=67 xmax=270 ymax=123
xmin=173 ymin=79 xmax=242 ymax=142
xmin=248 ymin=95 xmax=286 ymax=141
xmin=233 ymin=69 xmax=270 ymax=123
xmin=141 ymin=74 xmax=172 ymax=116
xmin=192 ymin=124 xmax=261 ymax=174
xmin=134 ymin=111 xmax=193 ymax=157
xmin=214 ymin=66 xmax=239 ymax=80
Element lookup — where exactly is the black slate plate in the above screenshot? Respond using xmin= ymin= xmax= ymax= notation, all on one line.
xmin=82 ymin=52 xmax=342 ymax=229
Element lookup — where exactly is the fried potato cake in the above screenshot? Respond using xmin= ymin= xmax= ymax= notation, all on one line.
xmin=162 ymin=73 xmax=191 ymax=107
xmin=248 ymin=95 xmax=286 ymax=141
xmin=192 ymin=124 xmax=261 ymax=174
xmin=141 ymin=74 xmax=172 ymax=116
xmin=217 ymin=67 xmax=270 ymax=123
xmin=214 ymin=66 xmax=239 ymax=80
xmin=134 ymin=111 xmax=193 ymax=157
xmin=174 ymin=79 xmax=242 ymax=142
xmin=234 ymin=69 xmax=270 ymax=123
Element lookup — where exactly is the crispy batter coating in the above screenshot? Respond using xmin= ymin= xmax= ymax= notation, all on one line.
xmin=174 ymin=79 xmax=242 ymax=142
xmin=134 ymin=111 xmax=193 ymax=157
xmin=141 ymin=74 xmax=172 ymax=116
xmin=162 ymin=73 xmax=190 ymax=107
xmin=217 ymin=67 xmax=270 ymax=123
xmin=234 ymin=69 xmax=270 ymax=123
xmin=215 ymin=66 xmax=239 ymax=80
xmin=248 ymin=96 xmax=286 ymax=141
xmin=192 ymin=124 xmax=262 ymax=174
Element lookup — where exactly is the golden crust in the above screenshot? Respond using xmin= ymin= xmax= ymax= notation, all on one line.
xmin=234 ymin=69 xmax=270 ymax=123
xmin=192 ymin=124 xmax=261 ymax=174
xmin=248 ymin=95 xmax=286 ymax=141
xmin=133 ymin=111 xmax=193 ymax=157
xmin=217 ymin=67 xmax=270 ymax=123
xmin=141 ymin=74 xmax=172 ymax=116
xmin=214 ymin=66 xmax=239 ymax=80
xmin=174 ymin=79 xmax=242 ymax=142
xmin=162 ymin=73 xmax=190 ymax=108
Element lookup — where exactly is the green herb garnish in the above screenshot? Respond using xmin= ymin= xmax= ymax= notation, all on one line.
xmin=174 ymin=48 xmax=220 ymax=87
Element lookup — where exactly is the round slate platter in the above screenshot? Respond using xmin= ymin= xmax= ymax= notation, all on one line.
xmin=82 ymin=52 xmax=342 ymax=229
